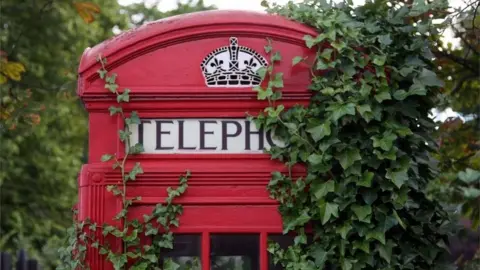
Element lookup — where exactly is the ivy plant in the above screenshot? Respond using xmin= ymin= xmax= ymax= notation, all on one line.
xmin=57 ymin=56 xmax=189 ymax=270
xmin=252 ymin=0 xmax=457 ymax=269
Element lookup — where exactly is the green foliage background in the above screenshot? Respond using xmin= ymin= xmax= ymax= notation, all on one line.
xmin=0 ymin=0 xmax=212 ymax=268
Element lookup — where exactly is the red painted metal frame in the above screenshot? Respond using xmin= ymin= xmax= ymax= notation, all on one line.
xmin=77 ymin=10 xmax=316 ymax=270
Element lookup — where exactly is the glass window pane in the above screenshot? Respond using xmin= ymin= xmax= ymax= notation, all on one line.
xmin=160 ymin=234 xmax=201 ymax=270
xmin=210 ymin=234 xmax=259 ymax=270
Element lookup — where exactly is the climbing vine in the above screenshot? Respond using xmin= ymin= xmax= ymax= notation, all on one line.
xmin=57 ymin=56 xmax=189 ymax=270
xmin=253 ymin=0 xmax=457 ymax=269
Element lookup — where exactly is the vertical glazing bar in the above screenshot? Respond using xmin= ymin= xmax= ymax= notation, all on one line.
xmin=202 ymin=232 xmax=210 ymax=270
xmin=260 ymin=232 xmax=268 ymax=270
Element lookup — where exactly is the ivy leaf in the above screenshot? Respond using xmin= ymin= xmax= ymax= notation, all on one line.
xmin=358 ymin=171 xmax=374 ymax=187
xmin=374 ymin=90 xmax=391 ymax=103
xmin=163 ymin=259 xmax=180 ymax=270
xmin=272 ymin=73 xmax=284 ymax=88
xmin=129 ymin=162 xmax=143 ymax=181
xmin=336 ymin=223 xmax=352 ymax=239
xmin=257 ymin=67 xmax=267 ymax=80
xmin=307 ymin=122 xmax=331 ymax=142
xmin=377 ymin=34 xmax=392 ymax=46
xmin=372 ymin=132 xmax=397 ymax=151
xmin=129 ymin=143 xmax=144 ymax=154
xmin=311 ymin=246 xmax=328 ymax=267
xmin=106 ymin=73 xmax=117 ymax=84
xmin=418 ymin=68 xmax=444 ymax=87
xmin=108 ymin=106 xmax=122 ymax=116
xmin=386 ymin=168 xmax=408 ymax=188
xmin=271 ymin=52 xmax=282 ymax=62
xmin=327 ymin=103 xmax=356 ymax=122
xmin=98 ymin=69 xmax=107 ymax=79
xmin=393 ymin=209 xmax=406 ymax=229
xmin=127 ymin=111 xmax=141 ymax=125
xmin=311 ymin=180 xmax=335 ymax=199
xmin=378 ymin=240 xmax=396 ymax=263
xmin=341 ymin=258 xmax=353 ymax=270
xmin=105 ymin=83 xmax=118 ymax=93
xmin=378 ymin=214 xmax=398 ymax=232
xmin=373 ymin=55 xmax=386 ymax=66
xmin=335 ymin=148 xmax=362 ymax=169
xmin=292 ymin=56 xmax=304 ymax=66
xmin=458 ymin=168 xmax=480 ymax=183
xmin=366 ymin=230 xmax=386 ymax=244
xmin=319 ymin=202 xmax=339 ymax=225
xmin=361 ymin=189 xmax=378 ymax=205
xmin=117 ymin=89 xmax=130 ymax=102
xmin=351 ymin=204 xmax=372 ymax=223
xmin=119 ymin=130 xmax=131 ymax=142
xmin=283 ymin=210 xmax=310 ymax=233
xmin=304 ymin=35 xmax=316 ymax=48
xmin=399 ymin=66 xmax=414 ymax=77
xmin=101 ymin=154 xmax=113 ymax=162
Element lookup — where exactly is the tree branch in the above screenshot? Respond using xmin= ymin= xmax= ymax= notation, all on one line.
xmin=433 ymin=50 xmax=480 ymax=74
xmin=451 ymin=73 xmax=478 ymax=94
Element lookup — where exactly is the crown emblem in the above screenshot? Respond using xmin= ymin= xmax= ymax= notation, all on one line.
xmin=201 ymin=37 xmax=268 ymax=88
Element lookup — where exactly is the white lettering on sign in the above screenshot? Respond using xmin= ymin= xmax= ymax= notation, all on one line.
xmin=129 ymin=119 xmax=282 ymax=154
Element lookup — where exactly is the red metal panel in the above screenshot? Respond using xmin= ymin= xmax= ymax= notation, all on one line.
xmin=77 ymin=10 xmax=315 ymax=269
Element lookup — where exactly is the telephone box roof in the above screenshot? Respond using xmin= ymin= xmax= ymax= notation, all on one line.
xmin=78 ymin=10 xmax=316 ymax=74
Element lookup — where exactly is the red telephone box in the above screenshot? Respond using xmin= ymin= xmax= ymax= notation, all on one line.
xmin=77 ymin=10 xmax=316 ymax=270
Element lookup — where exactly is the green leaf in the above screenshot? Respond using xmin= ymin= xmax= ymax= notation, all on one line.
xmin=105 ymin=83 xmax=118 ymax=93
xmin=393 ymin=209 xmax=406 ymax=229
xmin=361 ymin=189 xmax=378 ymax=205
xmin=307 ymin=122 xmax=331 ymax=142
xmin=271 ymin=52 xmax=282 ymax=62
xmin=292 ymin=56 xmax=304 ymax=66
xmin=336 ymin=148 xmax=362 ymax=169
xmin=393 ymin=90 xmax=409 ymax=100
xmin=129 ymin=143 xmax=144 ymax=154
xmin=378 ymin=240 xmax=396 ymax=263
xmin=108 ymin=106 xmax=122 ymax=116
xmin=127 ymin=111 xmax=141 ymax=125
xmin=352 ymin=204 xmax=372 ymax=223
xmin=117 ymin=89 xmax=130 ymax=102
xmin=336 ymin=223 xmax=352 ymax=239
xmin=98 ymin=69 xmax=107 ymax=79
xmin=304 ymin=35 xmax=316 ymax=48
xmin=366 ymin=230 xmax=386 ymax=244
xmin=272 ymin=73 xmax=284 ymax=88
xmin=106 ymin=73 xmax=117 ymax=84
xmin=101 ymin=154 xmax=113 ymax=162
xmin=353 ymin=240 xmax=370 ymax=254
xmin=284 ymin=210 xmax=311 ymax=233
xmin=386 ymin=169 xmax=408 ymax=188
xmin=372 ymin=132 xmax=397 ymax=151
xmin=327 ymin=103 xmax=356 ymax=122
xmin=320 ymin=48 xmax=333 ymax=59
xmin=319 ymin=202 xmax=339 ymax=225
xmin=128 ymin=162 xmax=143 ymax=181
xmin=418 ymin=68 xmax=444 ymax=87
xmin=257 ymin=67 xmax=267 ymax=80
xmin=458 ymin=168 xmax=480 ymax=183
xmin=358 ymin=171 xmax=374 ymax=187
xmin=373 ymin=55 xmax=386 ymax=66
xmin=374 ymin=90 xmax=391 ymax=103
xmin=119 ymin=130 xmax=131 ymax=142
xmin=311 ymin=246 xmax=328 ymax=267
xmin=377 ymin=34 xmax=392 ymax=46
xmin=378 ymin=214 xmax=398 ymax=232
xmin=311 ymin=180 xmax=335 ymax=199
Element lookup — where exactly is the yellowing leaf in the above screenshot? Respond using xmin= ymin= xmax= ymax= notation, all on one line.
xmin=74 ymin=2 xmax=101 ymax=24
xmin=0 ymin=59 xmax=26 ymax=82
xmin=0 ymin=74 xmax=7 ymax=85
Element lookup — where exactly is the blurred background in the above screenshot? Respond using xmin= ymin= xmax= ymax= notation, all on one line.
xmin=0 ymin=0 xmax=478 ymax=269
